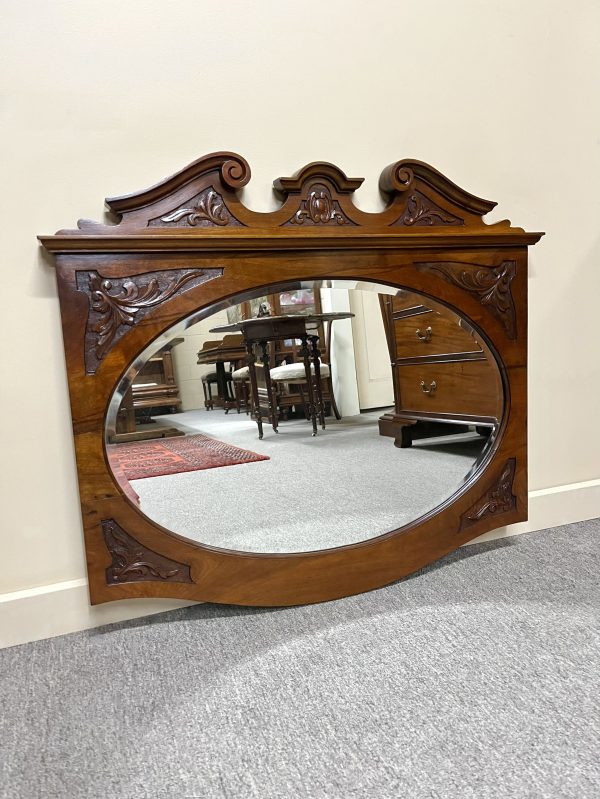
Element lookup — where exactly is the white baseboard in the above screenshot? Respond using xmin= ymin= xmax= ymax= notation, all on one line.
xmin=0 ymin=580 xmax=196 ymax=650
xmin=2 ymin=479 xmax=598 ymax=649
xmin=467 ymin=477 xmax=600 ymax=544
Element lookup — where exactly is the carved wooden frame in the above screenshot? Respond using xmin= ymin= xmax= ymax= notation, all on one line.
xmin=40 ymin=152 xmax=543 ymax=606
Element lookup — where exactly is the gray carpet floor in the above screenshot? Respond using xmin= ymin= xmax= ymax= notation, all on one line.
xmin=1 ymin=519 xmax=599 ymax=799
xmin=130 ymin=410 xmax=486 ymax=552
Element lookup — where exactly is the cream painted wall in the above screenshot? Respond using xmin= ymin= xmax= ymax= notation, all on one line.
xmin=1 ymin=0 xmax=599 ymax=645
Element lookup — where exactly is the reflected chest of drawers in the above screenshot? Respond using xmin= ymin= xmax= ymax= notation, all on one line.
xmin=379 ymin=290 xmax=503 ymax=447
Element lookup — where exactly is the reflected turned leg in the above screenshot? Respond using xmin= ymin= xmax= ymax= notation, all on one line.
xmin=300 ymin=335 xmax=318 ymax=436
xmin=309 ymin=335 xmax=326 ymax=430
xmin=246 ymin=342 xmax=263 ymax=439
xmin=259 ymin=341 xmax=278 ymax=433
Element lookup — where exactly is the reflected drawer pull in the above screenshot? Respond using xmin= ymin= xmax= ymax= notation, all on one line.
xmin=416 ymin=326 xmax=433 ymax=342
xmin=420 ymin=380 xmax=437 ymax=395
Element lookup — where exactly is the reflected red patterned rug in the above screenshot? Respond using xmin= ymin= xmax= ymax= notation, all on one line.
xmin=107 ymin=434 xmax=269 ymax=481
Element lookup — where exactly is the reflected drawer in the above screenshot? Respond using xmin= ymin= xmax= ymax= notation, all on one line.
xmin=393 ymin=311 xmax=482 ymax=358
xmin=397 ymin=360 xmax=502 ymax=418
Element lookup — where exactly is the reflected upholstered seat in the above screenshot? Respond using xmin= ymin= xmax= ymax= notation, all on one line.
xmin=268 ymin=317 xmax=340 ymax=423
xmin=270 ymin=359 xmax=337 ymax=424
xmin=269 ymin=361 xmax=330 ymax=381
xmin=231 ymin=365 xmax=249 ymax=381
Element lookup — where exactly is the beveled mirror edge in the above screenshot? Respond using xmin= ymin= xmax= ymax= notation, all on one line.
xmin=102 ymin=278 xmax=506 ymax=555
xmin=39 ymin=155 xmax=542 ymax=607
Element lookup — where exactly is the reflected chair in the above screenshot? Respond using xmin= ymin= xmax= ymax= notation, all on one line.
xmin=231 ymin=365 xmax=251 ymax=415
xmin=269 ymin=320 xmax=341 ymax=424
xmin=201 ymin=370 xmax=236 ymax=412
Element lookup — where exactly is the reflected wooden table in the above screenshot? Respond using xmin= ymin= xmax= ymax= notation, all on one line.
xmin=210 ymin=313 xmax=353 ymax=438
xmin=196 ymin=333 xmax=247 ymax=413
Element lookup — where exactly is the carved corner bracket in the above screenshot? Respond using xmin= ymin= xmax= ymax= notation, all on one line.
xmin=460 ymin=459 xmax=517 ymax=531
xmin=76 ymin=268 xmax=223 ymax=374
xmin=102 ymin=519 xmax=193 ymax=585
xmin=416 ymin=260 xmax=517 ymax=339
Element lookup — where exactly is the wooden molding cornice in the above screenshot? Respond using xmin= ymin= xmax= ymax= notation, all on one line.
xmin=39 ymin=154 xmax=544 ymax=252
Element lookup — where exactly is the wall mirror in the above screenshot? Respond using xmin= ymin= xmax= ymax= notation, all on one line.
xmin=105 ymin=278 xmax=502 ymax=553
xmin=40 ymin=152 xmax=543 ymax=606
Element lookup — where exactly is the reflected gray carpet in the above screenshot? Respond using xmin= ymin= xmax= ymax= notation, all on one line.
xmin=130 ymin=410 xmax=486 ymax=552
xmin=1 ymin=519 xmax=599 ymax=799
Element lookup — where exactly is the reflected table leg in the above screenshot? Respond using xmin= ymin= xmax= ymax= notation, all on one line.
xmin=309 ymin=335 xmax=326 ymax=430
xmin=245 ymin=342 xmax=263 ymax=439
xmin=259 ymin=341 xmax=278 ymax=434
xmin=300 ymin=335 xmax=318 ymax=436
xmin=215 ymin=362 xmax=229 ymax=412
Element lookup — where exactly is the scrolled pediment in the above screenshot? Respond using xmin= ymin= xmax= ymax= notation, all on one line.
xmin=40 ymin=152 xmax=543 ymax=251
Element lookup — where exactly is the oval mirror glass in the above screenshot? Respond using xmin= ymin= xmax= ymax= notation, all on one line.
xmin=105 ymin=280 xmax=504 ymax=553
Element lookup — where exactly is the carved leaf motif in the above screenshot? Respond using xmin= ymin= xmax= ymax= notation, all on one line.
xmin=417 ymin=260 xmax=517 ymax=339
xmin=461 ymin=460 xmax=517 ymax=529
xmin=77 ymin=268 xmax=222 ymax=373
xmin=102 ymin=520 xmax=192 ymax=584
xmin=398 ymin=193 xmax=463 ymax=226
xmin=288 ymin=185 xmax=352 ymax=226
xmin=90 ymin=271 xmax=201 ymax=360
xmin=160 ymin=189 xmax=229 ymax=226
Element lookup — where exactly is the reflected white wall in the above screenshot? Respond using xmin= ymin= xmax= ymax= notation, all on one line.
xmin=320 ymin=286 xmax=361 ymax=417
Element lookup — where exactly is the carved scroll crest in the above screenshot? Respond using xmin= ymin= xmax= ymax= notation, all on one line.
xmin=285 ymin=184 xmax=353 ymax=226
xmin=102 ymin=520 xmax=192 ymax=585
xmin=149 ymin=187 xmax=242 ymax=228
xmin=417 ymin=260 xmax=517 ymax=339
xmin=461 ymin=459 xmax=517 ymax=530
xmin=77 ymin=268 xmax=223 ymax=373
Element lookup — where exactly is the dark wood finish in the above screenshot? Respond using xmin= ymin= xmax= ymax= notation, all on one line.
xmin=396 ymin=360 xmax=502 ymax=417
xmin=39 ymin=152 xmax=543 ymax=607
xmin=111 ymin=339 xmax=185 ymax=443
xmin=379 ymin=289 xmax=503 ymax=447
xmin=102 ymin=520 xmax=193 ymax=585
xmin=196 ymin=334 xmax=247 ymax=412
xmin=196 ymin=334 xmax=247 ymax=365
xmin=131 ymin=338 xmax=183 ymax=414
xmin=225 ymin=286 xmax=340 ymax=422
xmin=211 ymin=313 xmax=352 ymax=437
xmin=460 ymin=459 xmax=517 ymax=531
xmin=391 ymin=311 xmax=481 ymax=358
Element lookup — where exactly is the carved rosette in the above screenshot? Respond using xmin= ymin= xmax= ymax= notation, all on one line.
xmin=285 ymin=184 xmax=353 ymax=226
xmin=77 ymin=268 xmax=223 ymax=374
xmin=394 ymin=192 xmax=463 ymax=226
xmin=461 ymin=459 xmax=517 ymax=530
xmin=102 ymin=520 xmax=192 ymax=585
xmin=417 ymin=260 xmax=517 ymax=339
xmin=149 ymin=187 xmax=242 ymax=228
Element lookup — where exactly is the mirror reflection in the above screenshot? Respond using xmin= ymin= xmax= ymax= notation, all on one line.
xmin=105 ymin=280 xmax=503 ymax=553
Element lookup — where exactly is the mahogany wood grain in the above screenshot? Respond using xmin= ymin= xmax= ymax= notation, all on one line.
xmin=396 ymin=360 xmax=503 ymax=418
xmin=38 ymin=152 xmax=543 ymax=607
xmin=393 ymin=311 xmax=482 ymax=359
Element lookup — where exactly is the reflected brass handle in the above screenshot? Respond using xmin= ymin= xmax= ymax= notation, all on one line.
xmin=420 ymin=380 xmax=437 ymax=395
xmin=416 ymin=326 xmax=433 ymax=342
